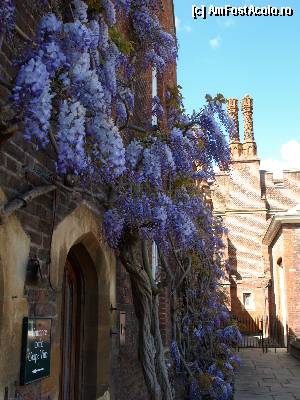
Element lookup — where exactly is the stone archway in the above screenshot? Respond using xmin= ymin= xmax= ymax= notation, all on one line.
xmin=48 ymin=202 xmax=116 ymax=400
xmin=61 ymin=243 xmax=100 ymax=399
xmin=0 ymin=189 xmax=30 ymax=397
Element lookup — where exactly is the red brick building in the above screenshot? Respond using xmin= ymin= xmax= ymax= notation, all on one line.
xmin=262 ymin=205 xmax=300 ymax=352
xmin=211 ymin=96 xmax=300 ymax=332
xmin=0 ymin=1 xmax=176 ymax=399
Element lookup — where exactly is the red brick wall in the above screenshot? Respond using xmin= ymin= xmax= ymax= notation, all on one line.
xmin=115 ymin=263 xmax=149 ymax=400
xmin=213 ymin=162 xmax=270 ymax=318
xmin=267 ymin=230 xmax=284 ymax=323
xmin=211 ymin=99 xmax=300 ymax=322
xmin=262 ymin=171 xmax=300 ymax=211
xmin=266 ymin=224 xmax=300 ymax=342
xmin=282 ymin=225 xmax=300 ymax=337
xmin=0 ymin=1 xmax=177 ymax=399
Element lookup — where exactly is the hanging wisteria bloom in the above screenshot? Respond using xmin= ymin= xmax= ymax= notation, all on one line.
xmin=73 ymin=0 xmax=88 ymax=23
xmin=115 ymin=0 xmax=132 ymax=14
xmin=10 ymin=2 xmax=239 ymax=399
xmin=102 ymin=0 xmax=116 ymax=26
xmin=57 ymin=100 xmax=87 ymax=175
xmin=0 ymin=0 xmax=15 ymax=38
xmin=88 ymin=116 xmax=126 ymax=180
xmin=12 ymin=57 xmax=52 ymax=148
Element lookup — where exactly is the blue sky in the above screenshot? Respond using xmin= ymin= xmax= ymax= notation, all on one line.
xmin=173 ymin=0 xmax=300 ymax=175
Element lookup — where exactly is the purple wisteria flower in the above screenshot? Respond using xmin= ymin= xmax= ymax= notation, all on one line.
xmin=132 ymin=5 xmax=177 ymax=72
xmin=12 ymin=57 xmax=52 ymax=148
xmin=116 ymin=101 xmax=127 ymax=125
xmin=73 ymin=0 xmax=88 ymax=23
xmin=102 ymin=0 xmax=116 ymax=26
xmin=36 ymin=13 xmax=62 ymax=42
xmin=103 ymin=209 xmax=125 ymax=247
xmin=170 ymin=341 xmax=181 ymax=371
xmin=57 ymin=100 xmax=87 ymax=175
xmin=88 ymin=116 xmax=126 ymax=180
xmin=115 ymin=0 xmax=132 ymax=14
xmin=126 ymin=140 xmax=143 ymax=170
xmin=0 ymin=0 xmax=15 ymax=37
xmin=152 ymin=95 xmax=164 ymax=119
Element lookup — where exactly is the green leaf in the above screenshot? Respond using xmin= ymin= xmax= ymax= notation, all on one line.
xmin=109 ymin=27 xmax=135 ymax=55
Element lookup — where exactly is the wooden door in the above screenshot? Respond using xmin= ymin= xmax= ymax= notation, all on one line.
xmin=61 ymin=259 xmax=83 ymax=400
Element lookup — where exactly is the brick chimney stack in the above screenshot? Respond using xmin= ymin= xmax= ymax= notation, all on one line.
xmin=241 ymin=95 xmax=257 ymax=158
xmin=227 ymin=98 xmax=242 ymax=159
xmin=227 ymin=98 xmax=240 ymax=141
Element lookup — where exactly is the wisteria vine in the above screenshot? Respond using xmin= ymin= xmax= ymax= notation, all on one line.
xmin=0 ymin=0 xmax=15 ymax=48
xmin=3 ymin=0 xmax=242 ymax=399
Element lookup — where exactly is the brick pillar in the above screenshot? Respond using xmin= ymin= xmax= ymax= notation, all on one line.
xmin=241 ymin=95 xmax=257 ymax=158
xmin=227 ymin=98 xmax=242 ymax=159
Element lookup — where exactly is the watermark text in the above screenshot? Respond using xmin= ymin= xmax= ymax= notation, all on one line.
xmin=192 ymin=4 xmax=294 ymax=20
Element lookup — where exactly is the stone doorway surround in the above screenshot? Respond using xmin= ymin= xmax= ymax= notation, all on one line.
xmin=50 ymin=202 xmax=117 ymax=400
xmin=0 ymin=195 xmax=117 ymax=400
xmin=0 ymin=189 xmax=30 ymax=400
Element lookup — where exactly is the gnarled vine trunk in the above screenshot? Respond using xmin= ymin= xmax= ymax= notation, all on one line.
xmin=119 ymin=239 xmax=174 ymax=400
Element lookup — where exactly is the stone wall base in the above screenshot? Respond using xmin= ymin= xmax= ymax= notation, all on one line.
xmin=289 ymin=339 xmax=300 ymax=361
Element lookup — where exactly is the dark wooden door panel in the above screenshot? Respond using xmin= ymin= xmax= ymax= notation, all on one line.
xmin=61 ymin=259 xmax=82 ymax=400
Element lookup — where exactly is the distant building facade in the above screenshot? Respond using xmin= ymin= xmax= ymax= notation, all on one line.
xmin=211 ymin=96 xmax=300 ymax=337
xmin=262 ymin=204 xmax=300 ymax=353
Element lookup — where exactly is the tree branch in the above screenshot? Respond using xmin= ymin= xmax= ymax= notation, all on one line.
xmin=158 ymin=247 xmax=175 ymax=282
xmin=0 ymin=102 xmax=13 ymax=113
xmin=0 ymin=185 xmax=57 ymax=223
xmin=120 ymin=239 xmax=174 ymax=400
xmin=0 ymin=33 xmax=4 ymax=50
xmin=168 ymin=235 xmax=185 ymax=275
xmin=118 ymin=98 xmax=130 ymax=131
xmin=141 ymin=240 xmax=159 ymax=295
xmin=0 ymin=77 xmax=13 ymax=91
xmin=175 ymin=256 xmax=192 ymax=291
xmin=0 ymin=122 xmax=20 ymax=146
xmin=127 ymin=123 xmax=148 ymax=133
xmin=48 ymin=128 xmax=59 ymax=155
xmin=15 ymin=25 xmax=36 ymax=44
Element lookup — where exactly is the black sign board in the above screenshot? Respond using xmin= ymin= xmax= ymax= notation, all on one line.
xmin=20 ymin=317 xmax=52 ymax=385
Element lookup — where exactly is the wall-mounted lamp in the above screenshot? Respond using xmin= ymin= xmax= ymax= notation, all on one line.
xmin=267 ymin=279 xmax=273 ymax=289
xmin=26 ymin=257 xmax=41 ymax=284
xmin=120 ymin=311 xmax=126 ymax=346
xmin=110 ymin=304 xmax=118 ymax=313
xmin=109 ymin=306 xmax=126 ymax=345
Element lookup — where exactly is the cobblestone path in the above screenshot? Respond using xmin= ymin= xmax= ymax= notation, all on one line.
xmin=235 ymin=348 xmax=300 ymax=399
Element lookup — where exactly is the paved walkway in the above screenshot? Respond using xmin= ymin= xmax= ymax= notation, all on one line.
xmin=235 ymin=348 xmax=300 ymax=399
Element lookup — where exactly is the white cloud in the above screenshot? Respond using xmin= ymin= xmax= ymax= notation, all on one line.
xmin=209 ymin=36 xmax=221 ymax=49
xmin=223 ymin=18 xmax=235 ymax=28
xmin=175 ymin=15 xmax=181 ymax=30
xmin=175 ymin=17 xmax=192 ymax=33
xmin=260 ymin=140 xmax=300 ymax=178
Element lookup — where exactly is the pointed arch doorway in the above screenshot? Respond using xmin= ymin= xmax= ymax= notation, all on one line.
xmin=60 ymin=243 xmax=99 ymax=400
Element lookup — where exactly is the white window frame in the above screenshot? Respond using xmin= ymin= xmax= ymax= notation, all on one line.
xmin=242 ymin=292 xmax=255 ymax=311
xmin=150 ymin=68 xmax=159 ymax=279
xmin=151 ymin=241 xmax=159 ymax=280
xmin=152 ymin=67 xmax=158 ymax=126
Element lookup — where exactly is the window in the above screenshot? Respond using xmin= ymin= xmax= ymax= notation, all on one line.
xmin=243 ymin=293 xmax=252 ymax=309
xmin=152 ymin=241 xmax=158 ymax=280
xmin=152 ymin=67 xmax=158 ymax=126
xmin=150 ymin=69 xmax=159 ymax=280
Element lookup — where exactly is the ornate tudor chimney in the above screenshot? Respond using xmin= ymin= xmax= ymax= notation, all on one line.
xmin=227 ymin=98 xmax=242 ymax=159
xmin=241 ymin=95 xmax=257 ymax=158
